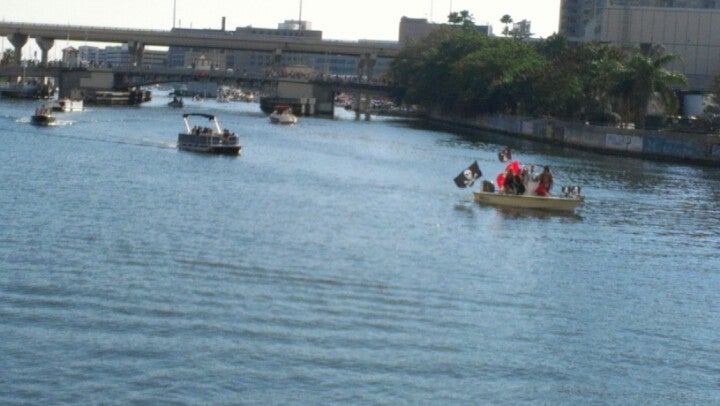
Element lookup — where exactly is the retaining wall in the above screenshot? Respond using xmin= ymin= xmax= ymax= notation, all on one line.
xmin=432 ymin=113 xmax=720 ymax=165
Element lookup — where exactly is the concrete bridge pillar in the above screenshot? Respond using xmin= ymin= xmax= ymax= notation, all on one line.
xmin=366 ymin=53 xmax=377 ymax=82
xmin=36 ymin=37 xmax=55 ymax=67
xmin=8 ymin=33 xmax=28 ymax=65
xmin=356 ymin=56 xmax=366 ymax=81
xmin=127 ymin=41 xmax=145 ymax=67
xmin=272 ymin=48 xmax=282 ymax=75
xmin=355 ymin=53 xmax=376 ymax=82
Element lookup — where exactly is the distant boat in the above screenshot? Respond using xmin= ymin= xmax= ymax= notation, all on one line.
xmin=177 ymin=113 xmax=240 ymax=155
xmin=49 ymin=98 xmax=83 ymax=112
xmin=168 ymin=96 xmax=184 ymax=108
xmin=0 ymin=82 xmax=55 ymax=99
xmin=31 ymin=105 xmax=57 ymax=126
xmin=269 ymin=104 xmax=298 ymax=125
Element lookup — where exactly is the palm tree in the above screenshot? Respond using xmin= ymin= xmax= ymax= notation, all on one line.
xmin=448 ymin=10 xmax=475 ymax=30
xmin=612 ymin=44 xmax=686 ymax=128
xmin=500 ymin=15 xmax=513 ymax=37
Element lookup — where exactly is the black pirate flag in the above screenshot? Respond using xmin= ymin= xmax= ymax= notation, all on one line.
xmin=453 ymin=161 xmax=482 ymax=188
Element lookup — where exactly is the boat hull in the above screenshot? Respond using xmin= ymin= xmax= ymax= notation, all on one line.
xmin=177 ymin=133 xmax=240 ymax=155
xmin=269 ymin=114 xmax=297 ymax=125
xmin=31 ymin=115 xmax=56 ymax=126
xmin=473 ymin=191 xmax=583 ymax=212
xmin=51 ymin=99 xmax=84 ymax=112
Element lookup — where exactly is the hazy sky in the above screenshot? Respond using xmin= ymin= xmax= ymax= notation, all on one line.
xmin=2 ymin=0 xmax=561 ymax=41
xmin=1 ymin=0 xmax=561 ymax=59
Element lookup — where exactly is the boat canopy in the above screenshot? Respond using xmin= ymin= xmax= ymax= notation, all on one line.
xmin=182 ymin=113 xmax=216 ymax=120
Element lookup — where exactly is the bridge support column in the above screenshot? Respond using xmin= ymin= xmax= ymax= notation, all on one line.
xmin=272 ymin=48 xmax=282 ymax=75
xmin=36 ymin=37 xmax=55 ymax=68
xmin=366 ymin=53 xmax=377 ymax=82
xmin=356 ymin=53 xmax=377 ymax=82
xmin=9 ymin=33 xmax=28 ymax=66
xmin=357 ymin=55 xmax=366 ymax=81
xmin=127 ymin=41 xmax=145 ymax=67
xmin=8 ymin=33 xmax=28 ymax=83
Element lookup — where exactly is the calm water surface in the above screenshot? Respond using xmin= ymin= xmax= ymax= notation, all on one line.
xmin=1 ymin=95 xmax=719 ymax=404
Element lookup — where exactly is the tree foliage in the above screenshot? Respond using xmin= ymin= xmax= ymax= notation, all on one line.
xmin=447 ymin=10 xmax=475 ymax=30
xmin=1 ymin=49 xmax=14 ymax=65
xmin=389 ymin=15 xmax=687 ymax=124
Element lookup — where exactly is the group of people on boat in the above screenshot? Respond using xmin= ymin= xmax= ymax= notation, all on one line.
xmin=191 ymin=126 xmax=215 ymax=135
xmin=497 ymin=161 xmax=554 ymax=196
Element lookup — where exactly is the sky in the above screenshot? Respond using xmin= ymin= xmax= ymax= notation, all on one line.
xmin=2 ymin=0 xmax=561 ymax=56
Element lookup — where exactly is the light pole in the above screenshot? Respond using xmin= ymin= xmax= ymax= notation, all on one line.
xmin=299 ymin=0 xmax=303 ymax=27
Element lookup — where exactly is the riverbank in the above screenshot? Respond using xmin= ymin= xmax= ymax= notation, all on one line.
xmin=428 ymin=112 xmax=720 ymax=166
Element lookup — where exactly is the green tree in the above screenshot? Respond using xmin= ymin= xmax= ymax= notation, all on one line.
xmin=500 ymin=15 xmax=513 ymax=37
xmin=611 ymin=44 xmax=686 ymax=128
xmin=521 ymin=34 xmax=584 ymax=119
xmin=1 ymin=49 xmax=14 ymax=65
xmin=447 ymin=10 xmax=475 ymax=30
xmin=703 ymin=73 xmax=720 ymax=116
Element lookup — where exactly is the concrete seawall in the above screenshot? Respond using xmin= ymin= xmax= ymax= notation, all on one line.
xmin=430 ymin=113 xmax=720 ymax=166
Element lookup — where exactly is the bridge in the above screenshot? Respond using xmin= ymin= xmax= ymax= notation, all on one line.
xmin=0 ymin=21 xmax=403 ymax=118
xmin=0 ymin=21 xmax=401 ymax=67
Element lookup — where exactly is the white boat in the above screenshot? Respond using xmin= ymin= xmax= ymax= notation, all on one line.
xmin=269 ymin=104 xmax=298 ymax=125
xmin=50 ymin=98 xmax=84 ymax=112
xmin=177 ymin=113 xmax=240 ymax=155
xmin=31 ymin=105 xmax=57 ymax=126
xmin=473 ymin=190 xmax=583 ymax=212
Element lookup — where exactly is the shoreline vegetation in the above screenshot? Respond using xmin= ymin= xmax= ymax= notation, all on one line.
xmin=388 ymin=11 xmax=720 ymax=165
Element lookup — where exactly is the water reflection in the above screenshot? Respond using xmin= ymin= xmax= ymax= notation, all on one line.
xmin=483 ymin=204 xmax=583 ymax=221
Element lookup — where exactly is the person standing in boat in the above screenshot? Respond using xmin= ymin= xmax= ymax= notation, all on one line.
xmin=503 ymin=169 xmax=525 ymax=195
xmin=535 ymin=166 xmax=554 ymax=196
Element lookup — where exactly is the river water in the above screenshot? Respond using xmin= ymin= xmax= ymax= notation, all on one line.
xmin=1 ymin=95 xmax=719 ymax=404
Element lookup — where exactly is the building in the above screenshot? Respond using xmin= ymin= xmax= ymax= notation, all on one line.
xmin=512 ymin=20 xmax=532 ymax=38
xmin=101 ymin=45 xmax=130 ymax=67
xmin=78 ymin=46 xmax=102 ymax=66
xmin=559 ymin=0 xmax=720 ymax=91
xmin=167 ymin=21 xmax=391 ymax=78
xmin=61 ymin=46 xmax=79 ymax=67
xmin=398 ymin=16 xmax=493 ymax=44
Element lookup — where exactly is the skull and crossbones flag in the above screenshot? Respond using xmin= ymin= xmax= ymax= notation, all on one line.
xmin=453 ymin=160 xmax=482 ymax=188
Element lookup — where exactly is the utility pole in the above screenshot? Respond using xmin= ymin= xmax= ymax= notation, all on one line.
xmin=299 ymin=0 xmax=303 ymax=28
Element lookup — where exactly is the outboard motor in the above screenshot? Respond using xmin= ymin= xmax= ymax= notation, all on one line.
xmin=562 ymin=186 xmax=581 ymax=197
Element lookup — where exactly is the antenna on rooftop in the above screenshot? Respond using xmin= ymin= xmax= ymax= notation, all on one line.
xmin=173 ymin=0 xmax=177 ymax=29
xmin=299 ymin=0 xmax=303 ymax=29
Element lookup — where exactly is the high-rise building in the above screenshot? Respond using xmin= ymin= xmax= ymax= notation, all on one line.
xmin=559 ymin=0 xmax=720 ymax=90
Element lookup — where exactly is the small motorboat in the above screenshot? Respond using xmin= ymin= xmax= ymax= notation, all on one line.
xmin=269 ymin=104 xmax=298 ymax=125
xmin=456 ymin=158 xmax=584 ymax=212
xmin=50 ymin=98 xmax=84 ymax=112
xmin=168 ymin=96 xmax=184 ymax=108
xmin=177 ymin=113 xmax=240 ymax=155
xmin=31 ymin=105 xmax=57 ymax=126
xmin=473 ymin=190 xmax=583 ymax=212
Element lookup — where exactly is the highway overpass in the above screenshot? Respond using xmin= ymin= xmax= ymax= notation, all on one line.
xmin=0 ymin=21 xmax=402 ymax=63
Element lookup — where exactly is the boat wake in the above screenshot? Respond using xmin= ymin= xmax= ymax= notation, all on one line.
xmin=16 ymin=117 xmax=73 ymax=126
xmin=26 ymin=131 xmax=178 ymax=150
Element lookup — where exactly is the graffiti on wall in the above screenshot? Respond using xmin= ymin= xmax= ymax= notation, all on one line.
xmin=643 ymin=136 xmax=704 ymax=158
xmin=605 ymin=133 xmax=643 ymax=152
